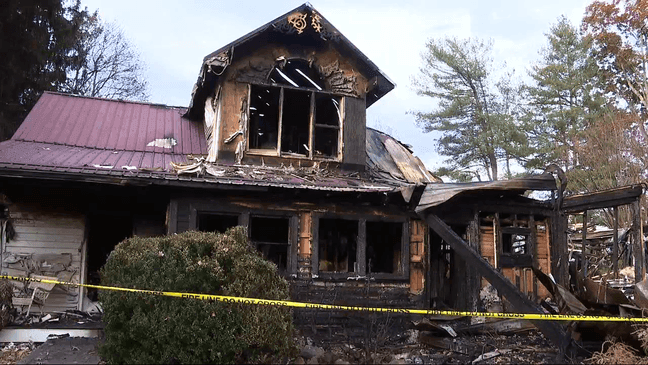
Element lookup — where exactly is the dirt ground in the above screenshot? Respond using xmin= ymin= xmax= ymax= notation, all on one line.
xmin=293 ymin=330 xmax=569 ymax=364
xmin=0 ymin=336 xmax=102 ymax=365
xmin=0 ymin=330 xmax=598 ymax=364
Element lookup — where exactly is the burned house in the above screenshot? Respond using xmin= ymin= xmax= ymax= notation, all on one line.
xmin=0 ymin=3 xmax=623 ymax=345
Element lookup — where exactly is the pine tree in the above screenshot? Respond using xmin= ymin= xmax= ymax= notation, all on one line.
xmin=411 ymin=37 xmax=524 ymax=181
xmin=523 ymin=16 xmax=604 ymax=171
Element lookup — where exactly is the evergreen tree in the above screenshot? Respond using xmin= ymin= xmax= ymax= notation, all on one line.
xmin=523 ymin=16 xmax=604 ymax=171
xmin=0 ymin=0 xmax=149 ymax=141
xmin=411 ymin=37 xmax=525 ymax=181
xmin=0 ymin=0 xmax=83 ymax=140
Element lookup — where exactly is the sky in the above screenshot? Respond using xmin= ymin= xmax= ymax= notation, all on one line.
xmin=79 ymin=0 xmax=591 ymax=172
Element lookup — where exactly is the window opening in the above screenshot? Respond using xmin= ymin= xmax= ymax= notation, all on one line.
xmin=500 ymin=225 xmax=533 ymax=267
xmin=247 ymin=59 xmax=341 ymax=160
xmin=250 ymin=216 xmax=290 ymax=272
xmin=366 ymin=221 xmax=402 ymax=274
xmin=502 ymin=233 xmax=528 ymax=255
xmin=249 ymin=85 xmax=280 ymax=150
xmin=281 ymin=89 xmax=311 ymax=155
xmin=318 ymin=218 xmax=358 ymax=273
xmin=198 ymin=213 xmax=239 ymax=233
xmin=250 ymin=216 xmax=289 ymax=243
xmin=313 ymin=94 xmax=341 ymax=158
xmin=269 ymin=59 xmax=324 ymax=90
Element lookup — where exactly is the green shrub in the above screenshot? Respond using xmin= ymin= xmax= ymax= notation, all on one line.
xmin=99 ymin=227 xmax=296 ymax=364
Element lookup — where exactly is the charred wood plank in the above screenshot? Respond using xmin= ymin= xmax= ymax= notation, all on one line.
xmin=562 ymin=184 xmax=643 ymax=213
xmin=422 ymin=213 xmax=569 ymax=351
xmin=550 ymin=203 xmax=569 ymax=287
xmin=614 ymin=207 xmax=619 ymax=277
xmin=632 ymin=200 xmax=645 ymax=282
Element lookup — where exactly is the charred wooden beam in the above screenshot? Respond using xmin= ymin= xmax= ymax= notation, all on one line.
xmin=422 ymin=213 xmax=569 ymax=351
xmin=562 ymin=184 xmax=644 ymax=213
xmin=632 ymin=200 xmax=645 ymax=282
xmin=464 ymin=210 xmax=481 ymax=310
xmin=550 ymin=199 xmax=569 ymax=287
xmin=613 ymin=207 xmax=619 ymax=278
xmin=582 ymin=210 xmax=588 ymax=280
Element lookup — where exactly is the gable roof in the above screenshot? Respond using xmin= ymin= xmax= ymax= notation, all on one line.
xmin=186 ymin=3 xmax=395 ymax=119
xmin=13 ymin=92 xmax=205 ymax=155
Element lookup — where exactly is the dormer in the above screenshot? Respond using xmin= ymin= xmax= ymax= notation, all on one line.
xmin=186 ymin=3 xmax=395 ymax=172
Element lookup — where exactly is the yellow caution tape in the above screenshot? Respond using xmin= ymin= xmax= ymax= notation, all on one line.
xmin=2 ymin=274 xmax=647 ymax=322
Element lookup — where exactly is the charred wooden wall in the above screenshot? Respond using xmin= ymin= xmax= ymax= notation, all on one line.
xmin=207 ymin=42 xmax=370 ymax=170
xmin=291 ymin=281 xmax=420 ymax=341
xmin=480 ymin=221 xmax=551 ymax=299
xmin=170 ymin=192 xmax=426 ymax=336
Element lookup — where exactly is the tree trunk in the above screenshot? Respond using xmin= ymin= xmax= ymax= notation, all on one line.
xmin=489 ymin=153 xmax=498 ymax=181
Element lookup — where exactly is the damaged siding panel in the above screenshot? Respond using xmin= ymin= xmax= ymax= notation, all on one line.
xmin=409 ymin=219 xmax=425 ymax=294
xmin=4 ymin=205 xmax=85 ymax=313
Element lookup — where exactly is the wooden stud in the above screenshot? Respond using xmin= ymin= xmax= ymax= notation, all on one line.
xmin=357 ymin=219 xmax=366 ymax=275
xmin=582 ymin=210 xmax=588 ymax=280
xmin=632 ymin=200 xmax=645 ymax=282
xmin=613 ymin=206 xmax=619 ymax=278
xmin=277 ymin=88 xmax=284 ymax=155
xmin=308 ymin=91 xmax=315 ymax=159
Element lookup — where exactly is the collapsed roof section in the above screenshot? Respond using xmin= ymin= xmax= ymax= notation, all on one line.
xmin=185 ymin=3 xmax=396 ymax=120
xmin=415 ymin=175 xmax=560 ymax=213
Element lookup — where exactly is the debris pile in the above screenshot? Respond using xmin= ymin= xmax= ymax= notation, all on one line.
xmin=2 ymin=253 xmax=79 ymax=315
xmin=588 ymin=341 xmax=648 ymax=364
xmin=0 ymin=342 xmax=34 ymax=364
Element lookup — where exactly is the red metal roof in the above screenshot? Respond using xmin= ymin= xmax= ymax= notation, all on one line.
xmin=0 ymin=92 xmax=403 ymax=193
xmin=0 ymin=140 xmax=396 ymax=193
xmin=13 ymin=92 xmax=206 ymax=155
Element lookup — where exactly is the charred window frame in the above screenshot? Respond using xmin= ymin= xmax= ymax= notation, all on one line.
xmin=311 ymin=214 xmax=409 ymax=280
xmin=247 ymin=73 xmax=343 ymax=160
xmin=195 ymin=211 xmax=243 ymax=233
xmin=188 ymin=203 xmax=298 ymax=275
xmin=498 ymin=224 xmax=533 ymax=268
xmin=249 ymin=214 xmax=298 ymax=275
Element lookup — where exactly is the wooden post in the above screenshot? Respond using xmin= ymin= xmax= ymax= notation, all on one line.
xmin=582 ymin=210 xmax=588 ymax=279
xmin=632 ymin=200 xmax=645 ymax=282
xmin=423 ymin=213 xmax=568 ymax=351
xmin=551 ymin=192 xmax=569 ymax=287
xmin=465 ymin=210 xmax=481 ymax=311
xmin=613 ymin=206 xmax=619 ymax=278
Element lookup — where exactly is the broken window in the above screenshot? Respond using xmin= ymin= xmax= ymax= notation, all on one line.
xmin=249 ymin=85 xmax=280 ymax=150
xmin=250 ymin=215 xmax=290 ymax=272
xmin=313 ymin=94 xmax=341 ymax=157
xmin=269 ymin=59 xmax=324 ymax=90
xmin=281 ymin=89 xmax=311 ymax=155
xmin=318 ymin=218 xmax=357 ymax=273
xmin=247 ymin=59 xmax=341 ymax=159
xmin=500 ymin=227 xmax=533 ymax=267
xmin=197 ymin=213 xmax=239 ymax=233
xmin=502 ymin=232 xmax=528 ymax=255
xmin=366 ymin=221 xmax=402 ymax=274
